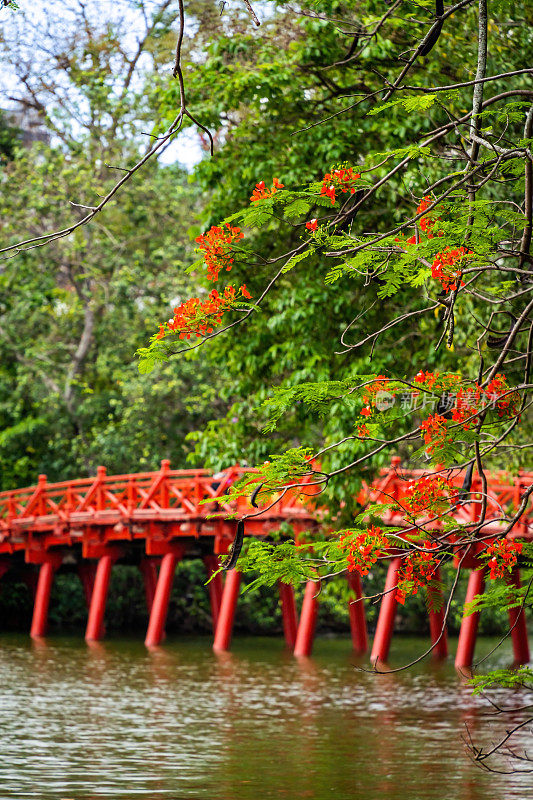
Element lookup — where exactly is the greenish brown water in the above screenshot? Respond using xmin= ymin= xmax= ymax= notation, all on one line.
xmin=0 ymin=633 xmax=529 ymax=799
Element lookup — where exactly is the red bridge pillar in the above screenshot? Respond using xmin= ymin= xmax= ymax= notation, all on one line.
xmin=455 ymin=567 xmax=485 ymax=671
xmin=347 ymin=572 xmax=367 ymax=653
xmin=294 ymin=580 xmax=320 ymax=657
xmin=279 ymin=582 xmax=298 ymax=649
xmin=85 ymin=547 xmax=123 ymax=642
xmin=371 ymin=557 xmax=401 ymax=664
xmin=427 ymin=566 xmax=448 ymax=659
xmin=30 ymin=553 xmax=63 ymax=639
xmin=213 ymin=568 xmax=241 ymax=652
xmin=204 ymin=555 xmax=223 ymax=632
xmin=507 ymin=568 xmax=530 ymax=665
xmin=145 ymin=546 xmax=184 ymax=647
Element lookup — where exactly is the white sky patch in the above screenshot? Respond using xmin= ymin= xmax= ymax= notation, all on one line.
xmin=0 ymin=0 xmax=205 ymax=171
xmin=160 ymin=128 xmax=203 ymax=170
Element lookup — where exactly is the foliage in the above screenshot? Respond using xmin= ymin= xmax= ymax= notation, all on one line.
xmin=149 ymin=0 xmax=533 ymax=769
xmin=0 ymin=110 xmax=19 ymax=163
xmin=1 ymin=0 xmax=533 ymax=770
xmin=0 ymin=1 xmax=222 ymax=487
xmin=470 ymin=665 xmax=533 ymax=693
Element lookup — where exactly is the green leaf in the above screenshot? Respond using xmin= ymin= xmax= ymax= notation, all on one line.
xmin=284 ymin=199 xmax=312 ymax=218
xmin=281 ymin=248 xmax=313 ymax=273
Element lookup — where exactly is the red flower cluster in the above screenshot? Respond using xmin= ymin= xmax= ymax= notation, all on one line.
xmin=156 ymin=284 xmax=252 ymax=341
xmin=485 ymin=374 xmax=520 ymax=419
xmin=306 ymin=218 xmax=318 ymax=231
xmin=414 ymin=370 xmax=439 ymax=389
xmin=362 ymin=375 xmax=389 ymax=405
xmin=486 ymin=374 xmax=505 ymax=394
xmin=195 ymin=224 xmax=244 ymax=282
xmin=320 ymin=167 xmax=360 ymax=205
xmin=395 ymin=195 xmax=442 ymax=246
xmin=486 ymin=539 xmax=523 ymax=579
xmin=359 ymin=375 xmax=390 ymax=418
xmin=414 ymin=370 xmax=463 ymax=395
xmin=431 ymin=247 xmax=472 ymax=293
xmin=340 ymin=525 xmax=387 ymax=576
xmin=398 ymin=198 xmax=474 ymax=292
xmin=400 ymin=475 xmax=455 ymax=516
xmin=416 ymin=195 xmax=437 ymax=234
xmin=415 ymin=372 xmax=519 ymax=438
xmin=396 ymin=542 xmax=439 ymax=604
xmin=420 ymin=413 xmax=450 ymax=454
xmin=250 ymin=177 xmax=284 ymax=202
xmin=450 ymin=387 xmax=483 ymax=430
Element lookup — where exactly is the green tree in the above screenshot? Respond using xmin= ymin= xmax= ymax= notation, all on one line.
xmin=139 ymin=0 xmax=533 ymax=769
xmin=0 ymin=0 xmax=221 ymax=486
xmin=1 ymin=0 xmax=532 ymax=769
xmin=149 ymin=0 xmax=533 ymax=494
xmin=0 ymin=109 xmax=19 ymax=163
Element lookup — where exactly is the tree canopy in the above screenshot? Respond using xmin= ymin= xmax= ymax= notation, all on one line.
xmin=1 ymin=0 xmax=532 ymax=771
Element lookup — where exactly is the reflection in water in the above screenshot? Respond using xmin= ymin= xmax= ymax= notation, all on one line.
xmin=0 ymin=633 xmax=529 ymax=799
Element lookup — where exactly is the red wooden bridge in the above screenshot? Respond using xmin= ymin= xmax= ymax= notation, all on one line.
xmin=0 ymin=459 xmax=531 ymax=669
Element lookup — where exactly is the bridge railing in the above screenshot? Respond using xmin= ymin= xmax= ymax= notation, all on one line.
xmin=360 ymin=461 xmax=533 ymax=535
xmin=0 ymin=459 xmax=531 ymax=664
xmin=0 ymin=461 xmax=317 ymax=535
xmin=2 ymin=459 xmax=532 ymax=536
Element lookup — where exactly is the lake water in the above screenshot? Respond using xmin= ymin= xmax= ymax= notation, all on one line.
xmin=0 ymin=633 xmax=530 ymax=799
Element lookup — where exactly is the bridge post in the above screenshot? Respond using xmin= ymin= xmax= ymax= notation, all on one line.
xmin=507 ymin=568 xmax=530 ymax=665
xmin=294 ymin=580 xmax=320 ymax=657
xmin=279 ymin=582 xmax=298 ymax=649
xmin=347 ymin=572 xmax=368 ymax=654
xmin=427 ymin=566 xmax=448 ymax=659
xmin=213 ymin=568 xmax=241 ymax=652
xmin=145 ymin=549 xmax=182 ymax=647
xmin=85 ymin=547 xmax=122 ymax=642
xmin=139 ymin=557 xmax=159 ymax=614
xmin=159 ymin=459 xmax=170 ymax=507
xmin=204 ymin=556 xmax=223 ymax=632
xmin=30 ymin=553 xmax=62 ymax=639
xmin=370 ymin=557 xmax=401 ymax=664
xmin=455 ymin=567 xmax=485 ymax=671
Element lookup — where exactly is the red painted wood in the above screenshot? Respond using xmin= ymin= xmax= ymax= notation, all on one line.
xmin=294 ymin=580 xmax=320 ymax=657
xmin=145 ymin=552 xmax=179 ymax=647
xmin=279 ymin=582 xmax=298 ymax=649
xmin=1 ymin=464 xmax=530 ymax=556
xmin=371 ymin=557 xmax=401 ymax=664
xmin=85 ymin=554 xmax=115 ymax=642
xmin=347 ymin=572 xmax=368 ymax=654
xmin=213 ymin=569 xmax=241 ymax=652
xmin=30 ymin=560 xmax=56 ymax=638
xmin=455 ymin=568 xmax=486 ymax=671
xmin=204 ymin=556 xmax=223 ymax=632
xmin=506 ymin=569 xmax=530 ymax=665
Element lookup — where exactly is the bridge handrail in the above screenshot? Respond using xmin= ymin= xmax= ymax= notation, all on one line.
xmin=1 ymin=461 xmax=532 ymax=527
